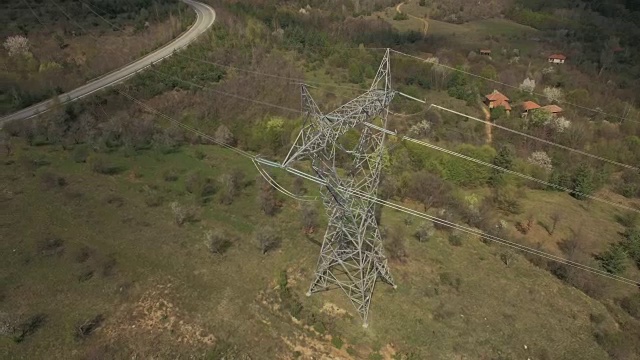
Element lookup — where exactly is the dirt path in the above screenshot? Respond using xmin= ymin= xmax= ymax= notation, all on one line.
xmin=479 ymin=103 xmax=492 ymax=144
xmin=396 ymin=2 xmax=429 ymax=36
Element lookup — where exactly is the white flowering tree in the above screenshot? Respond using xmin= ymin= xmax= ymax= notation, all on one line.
xmin=543 ymin=86 xmax=564 ymax=103
xmin=3 ymin=35 xmax=30 ymax=57
xmin=519 ymin=77 xmax=535 ymax=93
xmin=528 ymin=151 xmax=553 ymax=172
xmin=545 ymin=116 xmax=571 ymax=132
xmin=409 ymin=120 xmax=431 ymax=138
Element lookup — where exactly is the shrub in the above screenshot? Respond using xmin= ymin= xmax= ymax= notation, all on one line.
xmin=492 ymin=186 xmax=522 ymax=214
xmin=40 ymin=171 xmax=67 ymax=190
xmin=256 ymin=227 xmax=280 ymax=254
xmin=13 ymin=313 xmax=47 ymax=343
xmin=89 ymin=155 xmax=123 ymax=175
xmin=75 ymin=314 xmax=104 ymax=340
xmin=300 ymin=203 xmax=319 ymax=234
xmin=448 ymin=233 xmax=463 ymax=246
xmin=162 ymin=168 xmax=179 ymax=182
xmin=385 ymin=225 xmax=407 ymax=262
xmin=393 ymin=12 xmax=409 ymax=21
xmin=204 ymin=230 xmax=232 ymax=255
xmin=71 ymin=145 xmax=90 ymax=163
xmin=414 ymin=221 xmax=435 ymax=242
xmin=170 ymin=202 xmax=196 ymax=226
xmin=185 ymin=171 xmax=215 ymax=204
xmin=621 ymin=227 xmax=640 ymax=268
xmin=331 ymin=336 xmax=344 ymax=349
xmin=620 ymin=294 xmax=640 ymax=320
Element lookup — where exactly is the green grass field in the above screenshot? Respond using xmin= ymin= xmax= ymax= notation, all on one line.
xmin=0 ymin=139 xmax=634 ymax=359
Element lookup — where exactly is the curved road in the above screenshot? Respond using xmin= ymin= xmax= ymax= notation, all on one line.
xmin=0 ymin=0 xmax=215 ymax=125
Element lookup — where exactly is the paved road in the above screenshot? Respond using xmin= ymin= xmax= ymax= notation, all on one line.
xmin=0 ymin=0 xmax=215 ymax=125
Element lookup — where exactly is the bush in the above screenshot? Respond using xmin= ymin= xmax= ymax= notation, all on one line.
xmin=393 ymin=12 xmax=409 ymax=20
xmin=448 ymin=233 xmax=463 ymax=246
xmin=492 ymin=186 xmax=522 ymax=214
xmin=414 ymin=221 xmax=435 ymax=242
xmin=71 ymin=145 xmax=90 ymax=163
xmin=331 ymin=336 xmax=344 ymax=349
xmin=40 ymin=171 xmax=67 ymax=190
xmin=204 ymin=230 xmax=232 ymax=255
xmin=384 ymin=225 xmax=407 ymax=262
xmin=170 ymin=201 xmax=197 ymax=226
xmin=256 ymin=227 xmax=280 ymax=254
xmin=89 ymin=155 xmax=123 ymax=175
xmin=162 ymin=168 xmax=179 ymax=182
xmin=185 ymin=171 xmax=215 ymax=204
xmin=621 ymin=227 xmax=640 ymax=268
xmin=75 ymin=314 xmax=104 ymax=340
xmin=13 ymin=313 xmax=47 ymax=343
xmin=620 ymin=294 xmax=640 ymax=320
xmin=300 ymin=203 xmax=319 ymax=234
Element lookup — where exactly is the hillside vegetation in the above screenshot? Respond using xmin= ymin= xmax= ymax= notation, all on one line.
xmin=1 ymin=0 xmax=640 ymax=358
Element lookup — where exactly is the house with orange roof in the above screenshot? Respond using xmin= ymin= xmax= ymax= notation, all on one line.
xmin=541 ymin=104 xmax=563 ymax=115
xmin=521 ymin=101 xmax=540 ymax=117
xmin=485 ymin=90 xmax=511 ymax=114
xmin=548 ymin=54 xmax=566 ymax=64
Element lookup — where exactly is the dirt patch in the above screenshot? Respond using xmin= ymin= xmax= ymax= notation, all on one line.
xmin=103 ymin=283 xmax=215 ymax=348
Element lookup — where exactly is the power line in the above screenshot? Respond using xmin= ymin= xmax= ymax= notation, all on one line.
xmin=389 ymin=48 xmax=639 ymax=125
xmin=47 ymin=0 xmax=100 ymax=40
xmin=145 ymin=69 xmax=640 ymax=215
xmin=431 ymin=104 xmax=639 ymax=171
xmin=115 ymin=87 xmax=640 ymax=287
xmin=27 ymin=1 xmax=640 ymax=288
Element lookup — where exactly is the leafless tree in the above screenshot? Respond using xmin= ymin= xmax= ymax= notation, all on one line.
xmin=385 ymin=224 xmax=408 ymax=262
xmin=256 ymin=227 xmax=280 ymax=254
xmin=292 ymin=176 xmax=306 ymax=196
xmin=550 ymin=212 xmax=562 ymax=235
xmin=258 ymin=176 xmax=278 ymax=216
xmin=408 ymin=171 xmax=450 ymax=211
xmin=214 ymin=124 xmax=235 ymax=146
xmin=204 ymin=229 xmax=232 ymax=255
xmin=300 ymin=203 xmax=319 ymax=234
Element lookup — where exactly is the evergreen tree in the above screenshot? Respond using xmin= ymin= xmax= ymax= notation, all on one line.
xmin=571 ymin=164 xmax=594 ymax=200
xmin=488 ymin=145 xmax=513 ymax=187
xmin=598 ymin=244 xmax=627 ymax=275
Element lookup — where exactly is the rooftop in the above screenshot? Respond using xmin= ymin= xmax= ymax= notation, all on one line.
xmin=522 ymin=101 xmax=541 ymax=111
xmin=541 ymin=104 xmax=563 ymax=113
xmin=549 ymin=54 xmax=567 ymax=60
xmin=485 ymin=90 xmax=509 ymax=102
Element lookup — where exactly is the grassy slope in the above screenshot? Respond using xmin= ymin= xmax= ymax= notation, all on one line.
xmin=0 ymin=139 xmax=626 ymax=359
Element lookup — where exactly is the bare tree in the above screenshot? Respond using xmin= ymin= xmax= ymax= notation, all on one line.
xmin=414 ymin=221 xmax=435 ymax=242
xmin=384 ymin=224 xmax=408 ymax=262
xmin=214 ymin=124 xmax=235 ymax=146
xmin=256 ymin=227 xmax=280 ymax=254
xmin=550 ymin=212 xmax=562 ymax=235
xmin=170 ymin=201 xmax=196 ymax=226
xmin=408 ymin=171 xmax=450 ymax=211
xmin=258 ymin=176 xmax=278 ymax=216
xmin=0 ymin=132 xmax=11 ymax=156
xmin=292 ymin=176 xmax=306 ymax=195
xmin=204 ymin=230 xmax=232 ymax=255
xmin=300 ymin=203 xmax=319 ymax=234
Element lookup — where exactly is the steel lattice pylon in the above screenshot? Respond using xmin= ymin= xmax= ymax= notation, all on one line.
xmin=282 ymin=49 xmax=396 ymax=327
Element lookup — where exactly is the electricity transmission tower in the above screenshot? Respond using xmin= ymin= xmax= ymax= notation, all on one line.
xmin=282 ymin=49 xmax=396 ymax=327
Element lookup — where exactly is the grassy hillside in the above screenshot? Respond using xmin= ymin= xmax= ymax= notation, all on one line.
xmin=0 ymin=138 xmax=634 ymax=359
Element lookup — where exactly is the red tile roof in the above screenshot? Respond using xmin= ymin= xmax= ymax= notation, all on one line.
xmin=522 ymin=101 xmax=541 ymax=111
xmin=548 ymin=54 xmax=566 ymax=60
xmin=541 ymin=104 xmax=563 ymax=113
xmin=485 ymin=90 xmax=509 ymax=102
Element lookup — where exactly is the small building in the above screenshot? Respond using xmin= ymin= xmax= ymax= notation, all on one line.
xmin=480 ymin=49 xmax=491 ymax=56
xmin=521 ymin=101 xmax=540 ymax=117
xmin=548 ymin=54 xmax=566 ymax=64
xmin=541 ymin=104 xmax=563 ymax=115
xmin=485 ymin=90 xmax=511 ymax=113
